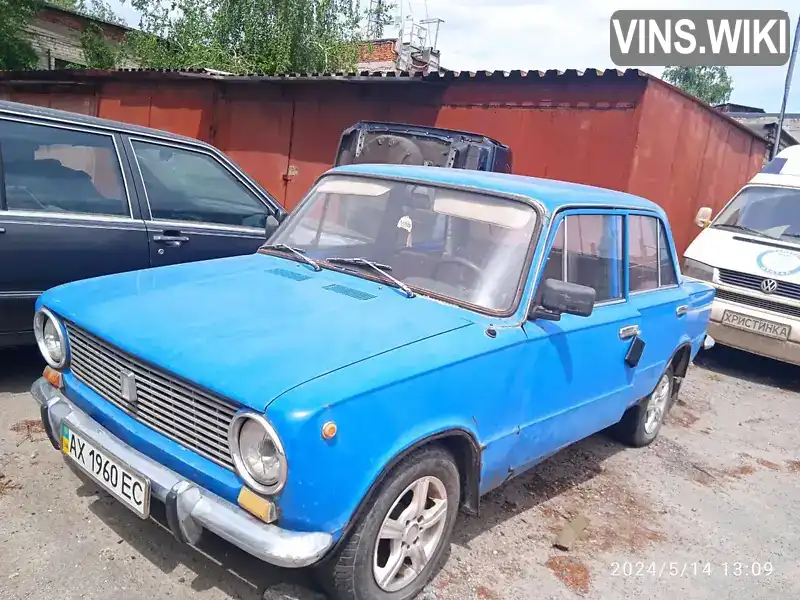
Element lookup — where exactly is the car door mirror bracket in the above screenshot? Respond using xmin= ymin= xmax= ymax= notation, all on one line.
xmin=530 ymin=279 xmax=596 ymax=321
xmin=265 ymin=214 xmax=280 ymax=240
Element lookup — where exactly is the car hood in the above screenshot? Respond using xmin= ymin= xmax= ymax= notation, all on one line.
xmin=40 ymin=253 xmax=475 ymax=411
xmin=685 ymin=227 xmax=800 ymax=282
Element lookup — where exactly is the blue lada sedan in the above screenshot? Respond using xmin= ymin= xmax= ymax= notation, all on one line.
xmin=30 ymin=164 xmax=715 ymax=599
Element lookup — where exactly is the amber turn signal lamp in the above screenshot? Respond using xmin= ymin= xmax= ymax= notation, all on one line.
xmin=43 ymin=366 xmax=63 ymax=389
xmin=321 ymin=421 xmax=337 ymax=440
xmin=237 ymin=487 xmax=277 ymax=523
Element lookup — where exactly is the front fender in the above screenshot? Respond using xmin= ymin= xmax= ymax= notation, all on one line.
xmin=268 ymin=387 xmax=479 ymax=540
xmin=265 ymin=322 xmax=528 ymax=539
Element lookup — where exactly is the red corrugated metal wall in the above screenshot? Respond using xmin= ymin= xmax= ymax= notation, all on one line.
xmin=627 ymin=79 xmax=766 ymax=257
xmin=0 ymin=74 xmax=766 ymax=256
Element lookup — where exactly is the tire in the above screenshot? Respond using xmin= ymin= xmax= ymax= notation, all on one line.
xmin=610 ymin=366 xmax=675 ymax=448
xmin=316 ymin=445 xmax=461 ymax=600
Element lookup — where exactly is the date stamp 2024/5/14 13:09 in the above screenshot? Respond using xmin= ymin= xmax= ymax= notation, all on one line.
xmin=610 ymin=561 xmax=775 ymax=578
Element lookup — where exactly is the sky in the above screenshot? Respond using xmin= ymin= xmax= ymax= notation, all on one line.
xmin=107 ymin=0 xmax=799 ymax=112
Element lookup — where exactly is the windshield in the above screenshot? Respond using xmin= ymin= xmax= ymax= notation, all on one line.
xmin=714 ymin=185 xmax=800 ymax=241
xmin=269 ymin=175 xmax=538 ymax=311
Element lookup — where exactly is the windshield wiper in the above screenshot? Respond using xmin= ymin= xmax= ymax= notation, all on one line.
xmin=261 ymin=243 xmax=321 ymax=271
xmin=324 ymin=257 xmax=415 ymax=298
xmin=713 ymin=223 xmax=773 ymax=238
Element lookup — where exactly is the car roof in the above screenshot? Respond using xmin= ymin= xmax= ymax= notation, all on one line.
xmin=329 ymin=163 xmax=663 ymax=215
xmin=0 ymin=100 xmax=203 ymax=146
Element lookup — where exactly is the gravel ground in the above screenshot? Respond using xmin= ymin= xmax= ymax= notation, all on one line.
xmin=1 ymin=345 xmax=799 ymax=600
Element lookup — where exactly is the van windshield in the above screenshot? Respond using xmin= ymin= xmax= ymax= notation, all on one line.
xmin=267 ymin=175 xmax=538 ymax=312
xmin=714 ymin=186 xmax=800 ymax=241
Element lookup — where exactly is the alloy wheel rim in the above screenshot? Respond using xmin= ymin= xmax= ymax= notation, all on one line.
xmin=373 ymin=475 xmax=448 ymax=592
xmin=644 ymin=373 xmax=671 ymax=435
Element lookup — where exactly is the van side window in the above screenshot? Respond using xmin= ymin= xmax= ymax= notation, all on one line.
xmin=540 ymin=214 xmax=623 ymax=304
xmin=628 ymin=215 xmax=659 ymax=292
xmin=1 ymin=119 xmax=128 ymax=217
xmin=659 ymin=223 xmax=678 ymax=286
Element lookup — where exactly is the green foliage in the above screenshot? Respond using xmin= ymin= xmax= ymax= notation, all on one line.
xmin=126 ymin=0 xmax=374 ymax=73
xmin=0 ymin=0 xmax=40 ymax=70
xmin=74 ymin=23 xmax=119 ymax=68
xmin=662 ymin=66 xmax=734 ymax=106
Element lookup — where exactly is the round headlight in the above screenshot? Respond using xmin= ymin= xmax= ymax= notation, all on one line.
xmin=33 ymin=308 xmax=68 ymax=369
xmin=228 ymin=413 xmax=287 ymax=494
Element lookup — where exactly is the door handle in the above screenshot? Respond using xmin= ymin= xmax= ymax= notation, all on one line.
xmin=0 ymin=227 xmax=5 ymax=234
xmin=153 ymin=234 xmax=189 ymax=246
xmin=676 ymin=305 xmax=689 ymax=317
xmin=619 ymin=325 xmax=640 ymax=340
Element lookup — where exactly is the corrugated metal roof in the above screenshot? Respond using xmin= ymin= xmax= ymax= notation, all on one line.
xmin=0 ymin=67 xmax=647 ymax=83
xmin=42 ymin=1 xmax=133 ymax=32
xmin=0 ymin=66 xmax=763 ymax=142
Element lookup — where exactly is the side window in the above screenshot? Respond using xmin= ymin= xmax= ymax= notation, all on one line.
xmin=629 ymin=215 xmax=678 ymax=291
xmin=565 ymin=214 xmax=623 ymax=303
xmin=659 ymin=223 xmax=678 ymax=286
xmin=131 ymin=140 xmax=268 ymax=228
xmin=539 ymin=214 xmax=622 ymax=304
xmin=628 ymin=215 xmax=659 ymax=292
xmin=1 ymin=119 xmax=128 ymax=217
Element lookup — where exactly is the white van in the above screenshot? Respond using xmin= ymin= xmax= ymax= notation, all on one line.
xmin=684 ymin=145 xmax=800 ymax=365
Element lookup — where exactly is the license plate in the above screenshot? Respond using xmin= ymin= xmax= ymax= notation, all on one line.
xmin=61 ymin=424 xmax=150 ymax=519
xmin=721 ymin=310 xmax=791 ymax=341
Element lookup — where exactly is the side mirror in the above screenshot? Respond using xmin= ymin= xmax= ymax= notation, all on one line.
xmin=530 ymin=279 xmax=596 ymax=321
xmin=695 ymin=206 xmax=713 ymax=228
xmin=264 ymin=214 xmax=280 ymax=240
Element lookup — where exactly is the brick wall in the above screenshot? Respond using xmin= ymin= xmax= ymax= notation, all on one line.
xmin=357 ymin=39 xmax=397 ymax=63
xmin=24 ymin=7 xmax=130 ymax=69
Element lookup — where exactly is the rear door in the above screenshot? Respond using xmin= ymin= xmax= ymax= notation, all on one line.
xmin=0 ymin=116 xmax=149 ymax=346
xmin=123 ymin=136 xmax=283 ymax=267
xmin=626 ymin=212 xmax=689 ymax=399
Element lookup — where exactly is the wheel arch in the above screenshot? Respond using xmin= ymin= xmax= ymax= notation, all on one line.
xmin=668 ymin=341 xmax=693 ymax=398
xmin=329 ymin=427 xmax=481 ymax=555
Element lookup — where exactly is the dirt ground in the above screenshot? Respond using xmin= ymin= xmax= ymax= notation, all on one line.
xmin=1 ymin=345 xmax=799 ymax=600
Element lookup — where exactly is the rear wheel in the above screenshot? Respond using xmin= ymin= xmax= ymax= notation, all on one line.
xmin=317 ymin=445 xmax=460 ymax=600
xmin=611 ymin=367 xmax=674 ymax=447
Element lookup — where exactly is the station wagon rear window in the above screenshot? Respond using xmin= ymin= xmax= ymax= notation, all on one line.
xmin=271 ymin=175 xmax=538 ymax=312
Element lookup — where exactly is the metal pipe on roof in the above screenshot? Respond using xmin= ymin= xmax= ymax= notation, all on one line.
xmin=773 ymin=14 xmax=800 ymax=159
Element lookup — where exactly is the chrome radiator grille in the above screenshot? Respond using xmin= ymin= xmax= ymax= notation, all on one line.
xmin=715 ymin=289 xmax=800 ymax=319
xmin=718 ymin=268 xmax=800 ymax=302
xmin=65 ymin=322 xmax=237 ymax=469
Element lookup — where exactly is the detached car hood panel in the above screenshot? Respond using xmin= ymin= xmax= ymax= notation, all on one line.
xmin=40 ymin=254 xmax=473 ymax=411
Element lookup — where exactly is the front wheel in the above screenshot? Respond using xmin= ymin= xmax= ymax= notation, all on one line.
xmin=611 ymin=367 xmax=674 ymax=447
xmin=317 ymin=445 xmax=461 ymax=600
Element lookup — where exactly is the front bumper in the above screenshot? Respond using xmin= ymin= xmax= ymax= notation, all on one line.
xmin=31 ymin=377 xmax=333 ymax=568
xmin=708 ymin=297 xmax=800 ymax=366
xmin=708 ymin=320 xmax=800 ymax=365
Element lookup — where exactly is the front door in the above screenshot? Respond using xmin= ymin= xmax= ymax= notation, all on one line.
xmin=124 ymin=137 xmax=282 ymax=267
xmin=512 ymin=211 xmax=639 ymax=473
xmin=0 ymin=117 xmax=149 ymax=345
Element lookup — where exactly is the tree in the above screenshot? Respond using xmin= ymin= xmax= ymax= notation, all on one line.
xmin=0 ymin=0 xmax=40 ymax=70
xmin=662 ymin=66 xmax=734 ymax=106
xmin=125 ymin=0 xmax=371 ymax=74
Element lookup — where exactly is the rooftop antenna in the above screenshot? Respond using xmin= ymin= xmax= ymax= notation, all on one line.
xmin=366 ymin=0 xmax=395 ymax=39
